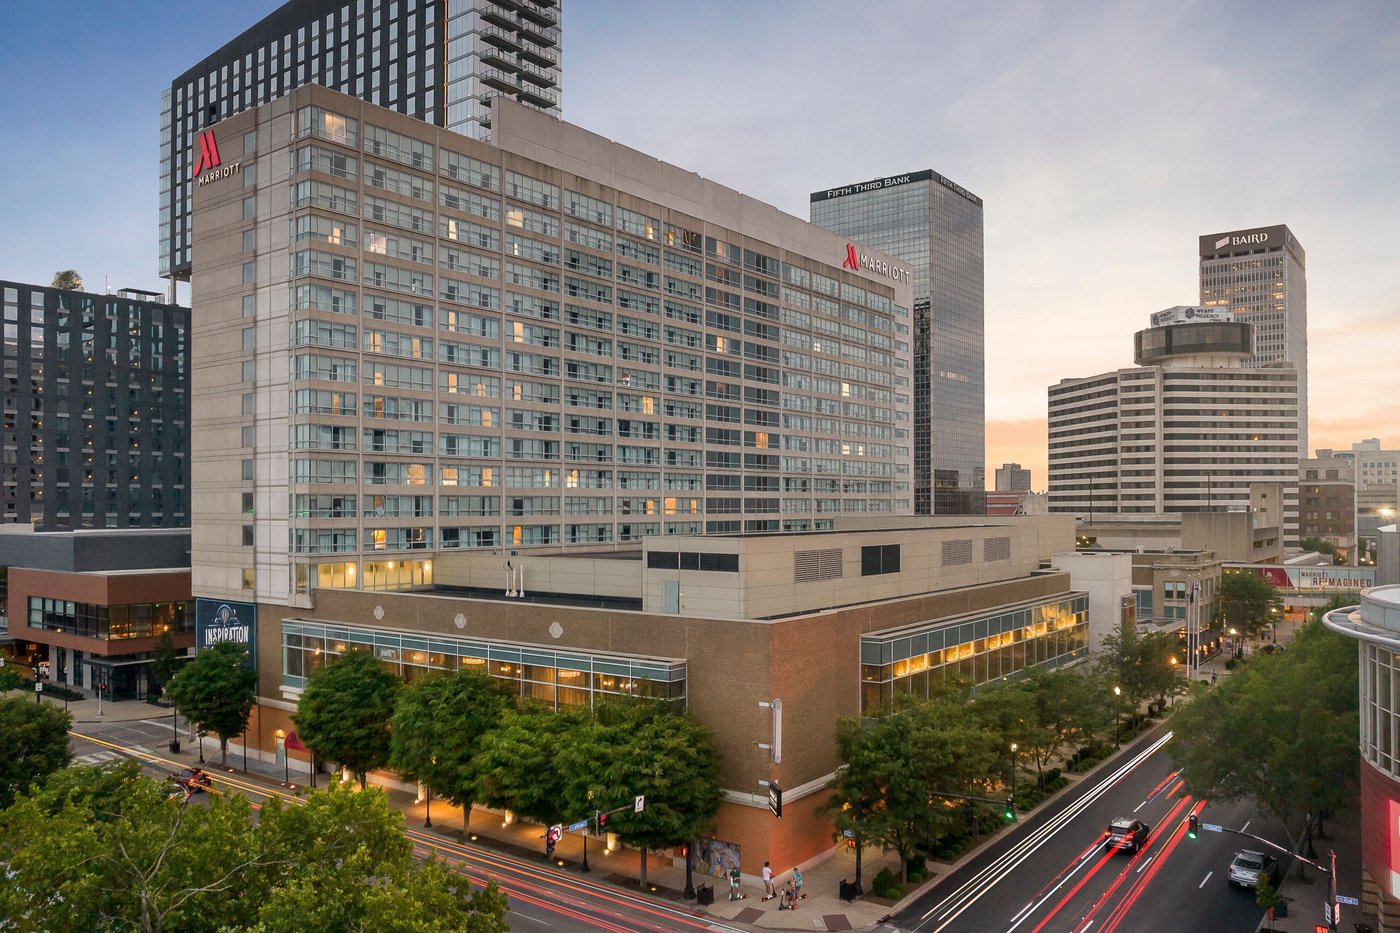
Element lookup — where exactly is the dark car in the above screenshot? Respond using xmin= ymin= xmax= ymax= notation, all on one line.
xmin=1104 ymin=817 xmax=1152 ymax=853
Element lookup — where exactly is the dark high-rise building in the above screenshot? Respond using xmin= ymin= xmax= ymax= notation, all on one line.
xmin=161 ymin=0 xmax=563 ymax=285
xmin=1198 ymin=224 xmax=1307 ymax=456
xmin=1 ymin=282 xmax=189 ymax=529
xmin=810 ymin=170 xmax=985 ymax=515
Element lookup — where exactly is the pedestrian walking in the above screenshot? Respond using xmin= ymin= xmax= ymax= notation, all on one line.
xmin=762 ymin=861 xmax=775 ymax=900
xmin=1210 ymin=669 xmax=1217 ymax=685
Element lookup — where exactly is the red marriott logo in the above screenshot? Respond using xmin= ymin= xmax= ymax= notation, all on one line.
xmin=841 ymin=243 xmax=911 ymax=284
xmin=193 ymin=130 xmax=221 ymax=177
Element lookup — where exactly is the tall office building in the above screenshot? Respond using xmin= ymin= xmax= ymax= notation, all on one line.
xmin=1198 ymin=224 xmax=1307 ymax=455
xmin=1 ymin=282 xmax=189 ymax=530
xmin=1048 ymin=306 xmax=1299 ymax=542
xmin=810 ymin=170 xmax=985 ymax=515
xmin=190 ymin=86 xmax=913 ymax=599
xmin=995 ymin=462 xmax=1031 ymax=492
xmin=161 ymin=0 xmax=562 ymax=285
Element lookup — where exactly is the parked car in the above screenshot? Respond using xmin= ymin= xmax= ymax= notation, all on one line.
xmin=1228 ymin=849 xmax=1279 ymax=888
xmin=1104 ymin=818 xmax=1152 ymax=853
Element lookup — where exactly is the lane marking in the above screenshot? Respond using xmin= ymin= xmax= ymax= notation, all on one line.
xmin=1241 ymin=820 xmax=1251 ymax=832
xmin=1135 ymin=855 xmax=1154 ymax=874
xmin=1198 ymin=871 xmax=1212 ymax=888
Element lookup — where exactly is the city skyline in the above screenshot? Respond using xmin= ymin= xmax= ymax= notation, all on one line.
xmin=2 ymin=0 xmax=1396 ymax=485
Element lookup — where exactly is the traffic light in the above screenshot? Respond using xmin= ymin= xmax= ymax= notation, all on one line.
xmin=1187 ymin=815 xmax=1199 ymax=840
xmin=1004 ymin=795 xmax=1016 ymax=822
xmin=598 ymin=811 xmax=609 ymax=832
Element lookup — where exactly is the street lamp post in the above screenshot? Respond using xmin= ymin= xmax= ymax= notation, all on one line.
xmin=1009 ymin=742 xmax=1018 ymax=803
xmin=1113 ymin=686 xmax=1122 ymax=749
xmin=424 ymin=756 xmax=436 ymax=828
xmin=169 ymin=694 xmax=181 ymax=753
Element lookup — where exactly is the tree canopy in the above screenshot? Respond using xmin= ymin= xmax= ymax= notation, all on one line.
xmin=558 ymin=700 xmax=723 ymax=886
xmin=1217 ymin=570 xmax=1280 ymax=640
xmin=51 ymin=269 xmax=83 ymax=290
xmin=165 ymin=641 xmax=257 ymax=766
xmin=0 ymin=696 xmax=73 ymax=808
xmin=294 ymin=648 xmax=402 ymax=786
xmin=1095 ymin=624 xmax=1183 ymax=709
xmin=1169 ymin=619 xmax=1359 ymax=870
xmin=0 ymin=767 xmax=509 ymax=933
xmin=826 ymin=689 xmax=1000 ymax=881
xmin=389 ymin=667 xmax=511 ymax=830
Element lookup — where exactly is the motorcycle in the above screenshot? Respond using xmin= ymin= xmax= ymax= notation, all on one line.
xmin=166 ymin=767 xmax=212 ymax=800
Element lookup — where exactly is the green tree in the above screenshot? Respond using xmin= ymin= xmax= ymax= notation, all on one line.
xmin=51 ymin=269 xmax=83 ymax=290
xmin=969 ymin=680 xmax=1039 ymax=792
xmin=826 ymin=692 xmax=1000 ymax=882
xmin=1013 ymin=666 xmax=1103 ymax=787
xmin=1169 ymin=619 xmax=1358 ymax=874
xmin=0 ymin=769 xmax=509 ymax=933
xmin=165 ymin=641 xmax=257 ymax=767
xmin=559 ymin=700 xmax=723 ymax=887
xmin=390 ymin=667 xmax=511 ymax=831
xmin=1218 ymin=570 xmax=1280 ymax=641
xmin=1095 ymin=625 xmax=1183 ymax=711
xmin=1298 ymin=536 xmax=1341 ymax=563
xmin=474 ymin=702 xmax=587 ymax=825
xmin=149 ymin=630 xmax=183 ymax=697
xmin=250 ymin=782 xmax=509 ymax=932
xmin=294 ymin=648 xmax=402 ymax=787
xmin=0 ymin=695 xmax=73 ymax=808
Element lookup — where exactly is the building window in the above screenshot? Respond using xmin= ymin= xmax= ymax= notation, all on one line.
xmin=242 ymin=525 xmax=254 ymax=546
xmin=861 ymin=544 xmax=900 ymax=576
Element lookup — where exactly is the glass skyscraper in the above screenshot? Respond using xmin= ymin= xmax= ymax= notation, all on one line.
xmin=161 ymin=0 xmax=562 ymax=286
xmin=811 ymin=170 xmax=985 ymax=514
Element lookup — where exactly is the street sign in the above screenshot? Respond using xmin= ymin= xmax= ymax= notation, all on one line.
xmin=568 ymin=819 xmax=589 ymax=832
xmin=1324 ymin=902 xmax=1340 ymax=924
xmin=34 ymin=682 xmax=42 ymax=693
xmin=1201 ymin=822 xmax=1224 ymax=833
xmin=1337 ymin=894 xmax=1359 ymax=906
xmin=842 ymin=829 xmax=854 ymax=838
xmin=548 ymin=823 xmax=562 ymax=840
xmin=634 ymin=795 xmax=645 ymax=813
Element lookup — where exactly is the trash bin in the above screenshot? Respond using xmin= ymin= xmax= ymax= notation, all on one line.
xmin=839 ymin=879 xmax=862 ymax=902
xmin=696 ymin=884 xmax=714 ymax=906
xmin=1273 ymin=900 xmax=1287 ymax=918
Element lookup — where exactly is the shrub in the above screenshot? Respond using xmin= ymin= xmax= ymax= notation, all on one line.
xmin=880 ymin=882 xmax=905 ymax=900
xmin=907 ymin=854 xmax=927 ymax=875
xmin=873 ymin=867 xmax=896 ymax=894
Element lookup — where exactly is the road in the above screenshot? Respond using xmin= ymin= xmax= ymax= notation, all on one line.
xmin=70 ymin=718 xmax=740 ymax=933
xmin=894 ymin=727 xmax=1285 ymax=933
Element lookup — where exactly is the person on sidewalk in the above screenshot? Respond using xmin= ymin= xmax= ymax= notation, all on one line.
xmin=761 ymin=861 xmax=775 ymax=900
xmin=727 ymin=866 xmax=746 ymax=901
xmin=779 ymin=877 xmax=799 ymax=910
xmin=792 ymin=867 xmax=804 ymax=900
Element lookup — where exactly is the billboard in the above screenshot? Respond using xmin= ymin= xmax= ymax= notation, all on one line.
xmin=1248 ymin=565 xmax=1375 ymax=592
xmin=194 ymin=598 xmax=257 ymax=662
xmin=1198 ymin=224 xmax=1290 ymax=257
xmin=1149 ymin=305 xmax=1235 ymax=327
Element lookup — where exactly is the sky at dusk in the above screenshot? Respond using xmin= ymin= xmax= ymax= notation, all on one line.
xmin=2 ymin=1 xmax=1396 ymax=488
